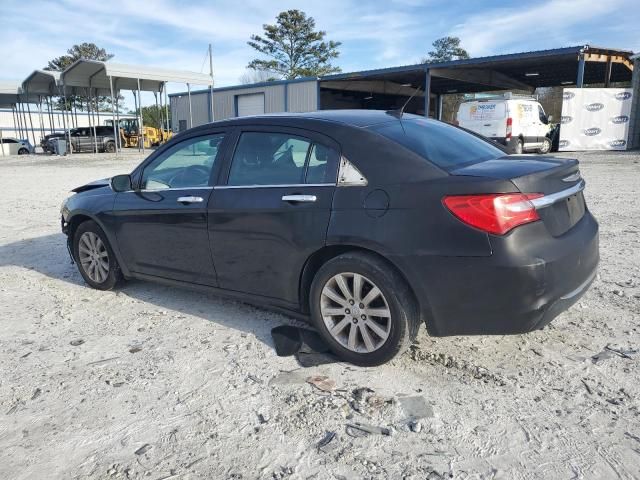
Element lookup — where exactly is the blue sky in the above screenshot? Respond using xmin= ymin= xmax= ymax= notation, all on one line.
xmin=2 ymin=0 xmax=639 ymax=92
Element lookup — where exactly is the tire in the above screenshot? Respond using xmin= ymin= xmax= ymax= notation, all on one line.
xmin=18 ymin=148 xmax=29 ymax=155
xmin=309 ymin=252 xmax=419 ymax=366
xmin=512 ymin=138 xmax=523 ymax=155
xmin=73 ymin=220 xmax=122 ymax=290
xmin=537 ymin=137 xmax=551 ymax=154
xmin=105 ymin=141 xmax=116 ymax=153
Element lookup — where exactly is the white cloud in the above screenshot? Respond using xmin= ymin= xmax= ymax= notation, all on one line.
xmin=451 ymin=0 xmax=630 ymax=56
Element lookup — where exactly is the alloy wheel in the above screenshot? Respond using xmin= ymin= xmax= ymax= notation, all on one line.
xmin=78 ymin=231 xmax=110 ymax=283
xmin=320 ymin=272 xmax=391 ymax=353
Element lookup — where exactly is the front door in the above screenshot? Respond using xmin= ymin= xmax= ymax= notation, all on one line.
xmin=112 ymin=132 xmax=227 ymax=285
xmin=209 ymin=128 xmax=339 ymax=304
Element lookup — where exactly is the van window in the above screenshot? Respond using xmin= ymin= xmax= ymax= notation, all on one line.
xmin=371 ymin=118 xmax=504 ymax=170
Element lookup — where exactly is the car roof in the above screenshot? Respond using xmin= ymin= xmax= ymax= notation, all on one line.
xmin=204 ymin=109 xmax=413 ymax=129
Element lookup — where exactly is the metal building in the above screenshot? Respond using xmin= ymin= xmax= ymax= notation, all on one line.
xmin=170 ymin=78 xmax=318 ymax=131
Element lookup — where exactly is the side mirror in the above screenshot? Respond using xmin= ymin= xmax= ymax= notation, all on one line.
xmin=110 ymin=174 xmax=133 ymax=192
xmin=547 ymin=114 xmax=554 ymax=123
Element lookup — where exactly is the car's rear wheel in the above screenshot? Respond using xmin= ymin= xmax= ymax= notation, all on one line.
xmin=310 ymin=252 xmax=418 ymax=366
xmin=513 ymin=138 xmax=523 ymax=154
xmin=537 ymin=137 xmax=551 ymax=154
xmin=73 ymin=220 xmax=122 ymax=290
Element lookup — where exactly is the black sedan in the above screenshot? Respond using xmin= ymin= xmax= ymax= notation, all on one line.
xmin=60 ymin=110 xmax=599 ymax=366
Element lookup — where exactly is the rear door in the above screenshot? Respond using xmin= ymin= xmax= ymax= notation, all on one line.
xmin=112 ymin=131 xmax=228 ymax=285
xmin=458 ymin=101 xmax=506 ymax=139
xmin=208 ymin=127 xmax=339 ymax=304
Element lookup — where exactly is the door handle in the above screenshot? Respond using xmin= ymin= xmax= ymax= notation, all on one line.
xmin=282 ymin=194 xmax=317 ymax=203
xmin=177 ymin=196 xmax=204 ymax=204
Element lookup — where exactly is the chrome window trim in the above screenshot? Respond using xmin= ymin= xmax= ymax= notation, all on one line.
xmin=530 ymin=180 xmax=585 ymax=209
xmin=117 ymin=186 xmax=214 ymax=193
xmin=214 ymin=183 xmax=335 ymax=190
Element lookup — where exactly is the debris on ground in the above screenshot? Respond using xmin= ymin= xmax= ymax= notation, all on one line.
xmin=345 ymin=422 xmax=392 ymax=436
xmin=306 ymin=375 xmax=336 ymax=392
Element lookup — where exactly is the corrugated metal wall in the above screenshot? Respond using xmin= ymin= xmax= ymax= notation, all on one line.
xmin=170 ymin=80 xmax=319 ymax=129
xmin=287 ymin=81 xmax=318 ymax=112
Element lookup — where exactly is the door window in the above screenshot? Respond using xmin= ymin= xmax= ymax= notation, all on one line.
xmin=305 ymin=143 xmax=340 ymax=184
xmin=141 ymin=133 xmax=225 ymax=190
xmin=228 ymin=132 xmax=311 ymax=186
xmin=538 ymin=105 xmax=548 ymax=124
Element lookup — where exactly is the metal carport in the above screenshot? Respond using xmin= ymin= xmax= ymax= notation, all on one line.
xmin=319 ymin=45 xmax=634 ymax=119
xmin=60 ymin=59 xmax=213 ymax=153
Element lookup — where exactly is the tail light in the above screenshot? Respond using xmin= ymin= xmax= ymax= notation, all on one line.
xmin=506 ymin=117 xmax=513 ymax=139
xmin=443 ymin=193 xmax=543 ymax=235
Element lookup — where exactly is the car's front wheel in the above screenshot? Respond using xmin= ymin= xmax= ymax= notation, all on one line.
xmin=18 ymin=148 xmax=29 ymax=155
xmin=309 ymin=252 xmax=418 ymax=366
xmin=105 ymin=141 xmax=116 ymax=153
xmin=73 ymin=220 xmax=122 ymax=290
xmin=537 ymin=137 xmax=552 ymax=154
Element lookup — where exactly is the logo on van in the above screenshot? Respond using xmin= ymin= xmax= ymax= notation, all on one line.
xmin=614 ymin=92 xmax=632 ymax=101
xmin=611 ymin=115 xmax=629 ymax=124
xmin=560 ymin=116 xmax=573 ymax=124
xmin=583 ymin=127 xmax=601 ymax=136
xmin=608 ymin=139 xmax=626 ymax=148
xmin=563 ymin=92 xmax=575 ymax=100
xmin=585 ymin=103 xmax=604 ymax=112
xmin=559 ymin=139 xmax=570 ymax=148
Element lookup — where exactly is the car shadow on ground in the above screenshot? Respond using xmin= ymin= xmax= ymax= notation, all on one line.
xmin=0 ymin=233 xmax=334 ymax=365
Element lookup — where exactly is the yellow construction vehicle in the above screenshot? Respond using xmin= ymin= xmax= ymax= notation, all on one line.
xmin=105 ymin=119 xmax=172 ymax=148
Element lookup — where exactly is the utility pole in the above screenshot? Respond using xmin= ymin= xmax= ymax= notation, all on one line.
xmin=209 ymin=43 xmax=215 ymax=122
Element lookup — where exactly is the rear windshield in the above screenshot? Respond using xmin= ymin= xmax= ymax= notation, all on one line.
xmin=370 ymin=117 xmax=504 ymax=171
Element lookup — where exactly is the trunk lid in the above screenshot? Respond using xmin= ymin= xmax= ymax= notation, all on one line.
xmin=450 ymin=155 xmax=586 ymax=236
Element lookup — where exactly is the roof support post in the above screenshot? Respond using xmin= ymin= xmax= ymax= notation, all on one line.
xmin=137 ymin=78 xmax=145 ymax=154
xmin=12 ymin=105 xmax=21 ymax=140
xmin=25 ymin=98 xmax=36 ymax=148
xmin=605 ymin=56 xmax=613 ymax=87
xmin=437 ymin=94 xmax=443 ymax=120
xmin=187 ymin=82 xmax=193 ymax=129
xmin=109 ymin=76 xmax=118 ymax=154
xmin=63 ymin=88 xmax=72 ymax=154
xmin=162 ymin=82 xmax=169 ymax=135
xmin=424 ymin=69 xmax=431 ymax=117
xmin=38 ymin=96 xmax=45 ymax=144
xmin=88 ymin=84 xmax=98 ymax=154
xmin=46 ymin=96 xmax=54 ymax=134
xmin=0 ymin=124 xmax=4 ymax=156
xmin=115 ymin=79 xmax=121 ymax=151
xmin=577 ymin=53 xmax=585 ymax=88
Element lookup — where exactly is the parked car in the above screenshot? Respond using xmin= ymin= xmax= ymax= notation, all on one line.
xmin=457 ymin=95 xmax=553 ymax=154
xmin=0 ymin=137 xmax=34 ymax=155
xmin=60 ymin=110 xmax=599 ymax=365
xmin=66 ymin=126 xmax=117 ymax=153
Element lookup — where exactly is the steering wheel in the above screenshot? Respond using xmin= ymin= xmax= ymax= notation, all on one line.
xmin=169 ymin=165 xmax=210 ymax=188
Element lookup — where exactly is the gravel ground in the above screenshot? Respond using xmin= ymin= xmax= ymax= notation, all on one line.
xmin=0 ymin=150 xmax=639 ymax=480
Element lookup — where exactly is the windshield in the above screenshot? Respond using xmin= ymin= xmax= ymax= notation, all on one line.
xmin=370 ymin=117 xmax=504 ymax=171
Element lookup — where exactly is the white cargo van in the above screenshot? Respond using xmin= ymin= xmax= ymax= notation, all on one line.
xmin=456 ymin=95 xmax=552 ymax=154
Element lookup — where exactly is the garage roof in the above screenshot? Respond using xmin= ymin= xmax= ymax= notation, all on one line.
xmin=0 ymin=81 xmax=39 ymax=107
xmin=22 ymin=70 xmax=61 ymax=96
xmin=60 ymin=59 xmax=213 ymax=94
xmin=322 ymin=45 xmax=634 ymax=94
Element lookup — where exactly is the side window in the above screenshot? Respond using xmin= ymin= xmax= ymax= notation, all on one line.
xmin=228 ymin=132 xmax=311 ymax=186
xmin=538 ymin=105 xmax=547 ymax=123
xmin=141 ymin=133 xmax=225 ymax=190
xmin=305 ymin=143 xmax=339 ymax=184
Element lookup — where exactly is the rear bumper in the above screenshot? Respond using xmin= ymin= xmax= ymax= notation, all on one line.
xmin=394 ymin=210 xmax=599 ymax=336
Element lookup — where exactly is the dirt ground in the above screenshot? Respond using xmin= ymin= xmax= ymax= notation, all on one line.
xmin=0 ymin=149 xmax=639 ymax=480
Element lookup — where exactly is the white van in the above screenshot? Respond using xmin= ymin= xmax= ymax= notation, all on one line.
xmin=456 ymin=95 xmax=552 ymax=154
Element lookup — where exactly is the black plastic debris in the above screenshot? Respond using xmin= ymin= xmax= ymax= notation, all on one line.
xmin=271 ymin=326 xmax=303 ymax=356
xmin=316 ymin=431 xmax=336 ymax=451
xmin=271 ymin=325 xmax=335 ymax=366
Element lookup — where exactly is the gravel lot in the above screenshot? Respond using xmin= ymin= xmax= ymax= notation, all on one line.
xmin=0 ymin=150 xmax=639 ymax=480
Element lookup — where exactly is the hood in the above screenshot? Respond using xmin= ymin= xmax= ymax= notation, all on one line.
xmin=71 ymin=178 xmax=111 ymax=193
